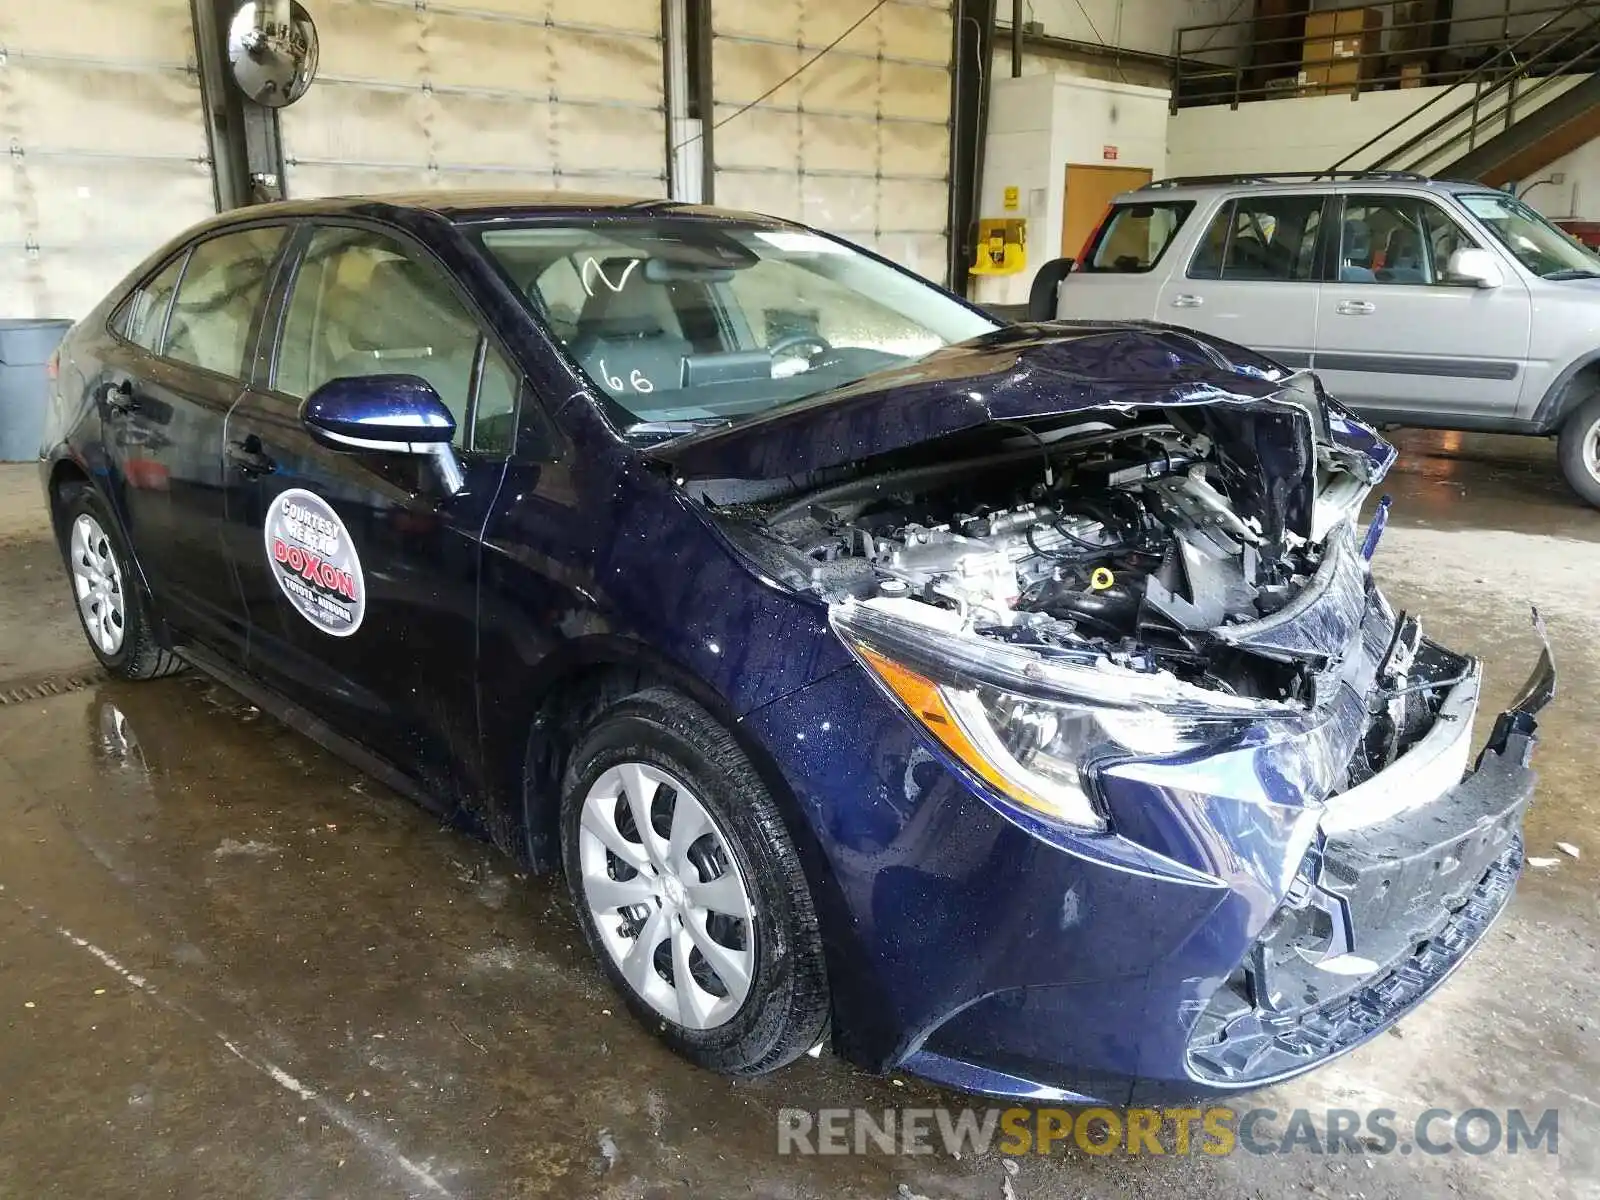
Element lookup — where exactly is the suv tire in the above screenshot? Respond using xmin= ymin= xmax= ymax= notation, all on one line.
xmin=1557 ymin=393 xmax=1600 ymax=508
xmin=559 ymin=687 xmax=829 ymax=1075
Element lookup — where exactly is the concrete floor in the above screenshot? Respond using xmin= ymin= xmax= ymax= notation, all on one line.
xmin=0 ymin=433 xmax=1595 ymax=1199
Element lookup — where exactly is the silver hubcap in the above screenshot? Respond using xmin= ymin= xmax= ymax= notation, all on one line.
xmin=1585 ymin=419 xmax=1600 ymax=480
xmin=578 ymin=763 xmax=756 ymax=1031
xmin=69 ymin=514 xmax=126 ymax=656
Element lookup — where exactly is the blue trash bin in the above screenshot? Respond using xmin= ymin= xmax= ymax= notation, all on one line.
xmin=0 ymin=319 xmax=73 ymax=462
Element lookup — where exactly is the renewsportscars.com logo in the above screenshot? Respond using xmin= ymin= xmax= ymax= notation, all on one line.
xmin=777 ymin=1106 xmax=1560 ymax=1158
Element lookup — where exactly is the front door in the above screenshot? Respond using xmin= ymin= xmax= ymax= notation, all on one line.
xmin=1312 ymin=193 xmax=1531 ymax=422
xmin=101 ymin=226 xmax=287 ymax=655
xmin=1155 ymin=192 xmax=1327 ymax=368
xmin=222 ymin=224 xmax=520 ymax=798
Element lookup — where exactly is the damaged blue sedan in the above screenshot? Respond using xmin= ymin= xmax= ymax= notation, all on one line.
xmin=40 ymin=194 xmax=1553 ymax=1103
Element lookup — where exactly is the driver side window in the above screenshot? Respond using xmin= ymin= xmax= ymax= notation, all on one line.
xmin=276 ymin=227 xmax=507 ymax=452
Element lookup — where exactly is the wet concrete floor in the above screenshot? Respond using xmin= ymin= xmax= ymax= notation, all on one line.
xmin=0 ymin=432 xmax=1596 ymax=1199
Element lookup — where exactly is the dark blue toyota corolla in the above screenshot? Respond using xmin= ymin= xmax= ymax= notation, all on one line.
xmin=39 ymin=193 xmax=1553 ymax=1103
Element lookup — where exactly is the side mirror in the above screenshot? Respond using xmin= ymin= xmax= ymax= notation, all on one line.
xmin=1443 ymin=247 xmax=1504 ymax=289
xmin=301 ymin=374 xmax=463 ymax=493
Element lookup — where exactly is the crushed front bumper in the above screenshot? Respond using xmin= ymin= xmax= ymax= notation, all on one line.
xmin=741 ymin=601 xmax=1555 ymax=1105
xmin=1187 ymin=620 xmax=1556 ymax=1088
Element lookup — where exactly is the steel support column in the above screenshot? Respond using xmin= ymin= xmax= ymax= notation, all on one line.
xmin=949 ymin=0 xmax=997 ymax=294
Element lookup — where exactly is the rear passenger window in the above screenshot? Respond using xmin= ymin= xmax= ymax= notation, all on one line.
xmin=1082 ymin=202 xmax=1193 ymax=273
xmin=117 ymin=256 xmax=187 ymax=352
xmin=164 ymin=228 xmax=285 ymax=378
xmin=1189 ymin=196 xmax=1325 ymax=282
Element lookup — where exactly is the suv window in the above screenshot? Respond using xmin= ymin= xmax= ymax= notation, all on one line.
xmin=1081 ymin=202 xmax=1194 ymax=273
xmin=164 ymin=228 xmax=286 ymax=378
xmin=277 ymin=226 xmax=517 ymax=453
xmin=1189 ymin=196 xmax=1325 ymax=282
xmin=1336 ymin=195 xmax=1479 ymax=285
xmin=117 ymin=255 xmax=187 ymax=353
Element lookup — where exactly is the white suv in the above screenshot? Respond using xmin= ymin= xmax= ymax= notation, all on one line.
xmin=1036 ymin=172 xmax=1600 ymax=507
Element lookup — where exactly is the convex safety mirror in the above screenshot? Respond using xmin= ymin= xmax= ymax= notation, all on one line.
xmin=228 ymin=0 xmax=320 ymax=107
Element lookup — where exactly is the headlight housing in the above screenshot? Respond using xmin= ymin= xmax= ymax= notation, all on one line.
xmin=835 ymin=601 xmax=1300 ymax=831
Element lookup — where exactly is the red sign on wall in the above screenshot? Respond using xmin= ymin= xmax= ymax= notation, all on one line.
xmin=1102 ymin=145 xmax=1119 ymax=161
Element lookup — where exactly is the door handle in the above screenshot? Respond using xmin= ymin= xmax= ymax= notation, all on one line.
xmin=1336 ymin=299 xmax=1376 ymax=316
xmin=1170 ymin=294 xmax=1204 ymax=308
xmin=102 ymin=378 xmax=139 ymax=414
xmin=227 ymin=436 xmax=277 ymax=477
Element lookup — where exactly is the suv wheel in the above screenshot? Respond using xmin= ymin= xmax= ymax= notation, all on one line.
xmin=1557 ymin=393 xmax=1600 ymax=508
xmin=55 ymin=486 xmax=185 ymax=680
xmin=559 ymin=687 xmax=829 ymax=1075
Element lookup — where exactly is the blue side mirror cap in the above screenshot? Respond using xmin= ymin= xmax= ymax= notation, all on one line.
xmin=302 ymin=374 xmax=456 ymax=450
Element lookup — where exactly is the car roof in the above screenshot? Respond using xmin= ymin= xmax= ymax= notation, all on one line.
xmin=1116 ymin=174 xmax=1502 ymax=205
xmin=194 ymin=190 xmax=788 ymax=230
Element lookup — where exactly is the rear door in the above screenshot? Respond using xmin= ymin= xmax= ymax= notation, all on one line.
xmin=1312 ymin=192 xmax=1531 ymax=421
xmin=1056 ymin=197 xmax=1200 ymax=322
xmin=221 ymin=222 xmax=519 ymax=794
xmin=1154 ymin=192 xmax=1329 ymax=368
xmin=100 ymin=226 xmax=288 ymax=655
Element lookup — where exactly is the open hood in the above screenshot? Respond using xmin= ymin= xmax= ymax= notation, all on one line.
xmin=650 ymin=322 xmax=1301 ymax=480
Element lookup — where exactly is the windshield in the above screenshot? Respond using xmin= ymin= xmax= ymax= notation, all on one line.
xmin=1457 ymin=192 xmax=1600 ymax=278
xmin=473 ymin=220 xmax=997 ymax=431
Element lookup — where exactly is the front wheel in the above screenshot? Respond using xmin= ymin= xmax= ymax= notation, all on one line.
xmin=1557 ymin=393 xmax=1600 ymax=508
xmin=560 ymin=687 xmax=829 ymax=1075
xmin=55 ymin=486 xmax=184 ymax=680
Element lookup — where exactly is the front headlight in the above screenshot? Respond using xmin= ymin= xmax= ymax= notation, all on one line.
xmin=837 ymin=601 xmax=1296 ymax=831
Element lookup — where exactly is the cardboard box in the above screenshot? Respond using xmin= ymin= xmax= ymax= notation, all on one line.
xmin=1391 ymin=1 xmax=1439 ymax=56
xmin=1304 ymin=16 xmax=1383 ymax=94
xmin=1399 ymin=60 xmax=1426 ymax=88
xmin=1303 ymin=6 xmax=1383 ymax=94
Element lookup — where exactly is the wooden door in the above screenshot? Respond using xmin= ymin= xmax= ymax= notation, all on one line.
xmin=1061 ymin=164 xmax=1155 ymax=259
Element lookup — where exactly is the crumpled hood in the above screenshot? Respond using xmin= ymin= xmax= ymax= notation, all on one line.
xmin=651 ymin=321 xmax=1299 ymax=480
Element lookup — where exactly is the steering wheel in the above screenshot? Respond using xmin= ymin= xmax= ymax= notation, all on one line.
xmin=768 ymin=331 xmax=834 ymax=362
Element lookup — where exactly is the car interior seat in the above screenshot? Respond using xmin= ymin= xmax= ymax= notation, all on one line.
xmin=567 ymin=256 xmax=693 ymax=395
xmin=1381 ymin=227 xmax=1426 ymax=283
xmin=1340 ymin=218 xmax=1375 ymax=282
xmin=332 ymin=258 xmax=478 ymax=426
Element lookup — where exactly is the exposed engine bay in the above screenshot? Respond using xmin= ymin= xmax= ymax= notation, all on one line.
xmin=707 ymin=402 xmax=1393 ymax=712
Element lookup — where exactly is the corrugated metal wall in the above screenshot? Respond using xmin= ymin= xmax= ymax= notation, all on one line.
xmin=0 ymin=0 xmax=215 ymax=318
xmin=279 ymin=0 xmax=669 ymax=198
xmin=0 ymin=0 xmax=958 ymax=316
xmin=710 ymin=0 xmax=953 ymax=282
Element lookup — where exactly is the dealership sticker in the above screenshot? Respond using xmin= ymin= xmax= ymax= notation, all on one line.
xmin=264 ymin=488 xmax=366 ymax=637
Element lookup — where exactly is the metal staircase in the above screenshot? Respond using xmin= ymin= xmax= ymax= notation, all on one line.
xmin=1331 ymin=0 xmax=1600 ymax=184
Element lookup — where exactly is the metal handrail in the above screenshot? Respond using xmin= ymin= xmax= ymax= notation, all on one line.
xmin=1330 ymin=1 xmax=1600 ymax=173
xmin=1170 ymin=0 xmax=1598 ymax=112
xmin=1399 ymin=47 xmax=1598 ymax=171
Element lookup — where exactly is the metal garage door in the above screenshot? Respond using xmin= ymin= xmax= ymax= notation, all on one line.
xmin=281 ymin=0 xmax=667 ymax=199
xmin=710 ymin=0 xmax=952 ymax=282
xmin=0 ymin=0 xmax=215 ymax=318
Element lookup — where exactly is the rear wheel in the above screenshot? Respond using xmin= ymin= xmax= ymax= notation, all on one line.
xmin=559 ymin=687 xmax=829 ymax=1075
xmin=1558 ymin=393 xmax=1600 ymax=508
xmin=55 ymin=486 xmax=184 ymax=680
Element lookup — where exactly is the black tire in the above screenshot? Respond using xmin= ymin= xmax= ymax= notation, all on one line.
xmin=1027 ymin=256 xmax=1074 ymax=321
xmin=1558 ymin=393 xmax=1600 ymax=508
xmin=559 ymin=687 xmax=829 ymax=1075
xmin=54 ymin=485 xmax=185 ymax=680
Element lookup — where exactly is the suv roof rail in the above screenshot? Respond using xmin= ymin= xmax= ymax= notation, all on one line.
xmin=1144 ymin=170 xmax=1431 ymax=189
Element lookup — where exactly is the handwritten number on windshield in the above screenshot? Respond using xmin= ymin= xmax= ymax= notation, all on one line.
xmin=599 ymin=358 xmax=654 ymax=394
